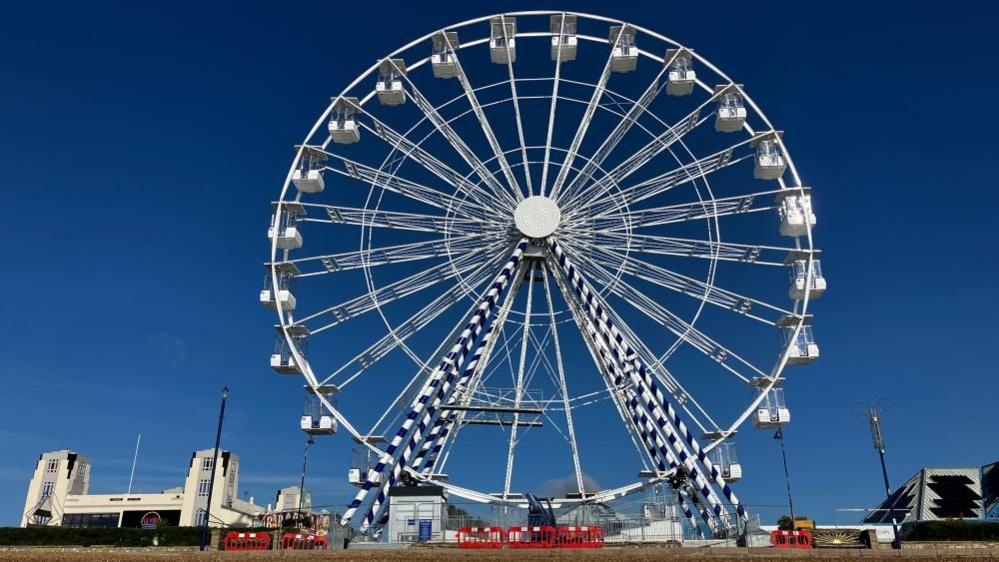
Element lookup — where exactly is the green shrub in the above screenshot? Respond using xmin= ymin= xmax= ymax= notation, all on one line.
xmin=904 ymin=520 xmax=999 ymax=542
xmin=0 ymin=526 xmax=202 ymax=546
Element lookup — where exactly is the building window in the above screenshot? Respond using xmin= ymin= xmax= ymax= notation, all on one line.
xmin=198 ymin=479 xmax=211 ymax=496
xmin=45 ymin=459 xmax=58 ymax=473
xmin=201 ymin=457 xmax=213 ymax=470
xmin=62 ymin=513 xmax=120 ymax=528
xmin=195 ymin=508 xmax=207 ymax=526
xmin=41 ymin=481 xmax=55 ymax=497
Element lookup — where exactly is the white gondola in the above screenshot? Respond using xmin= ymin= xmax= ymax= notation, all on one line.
xmin=753 ymin=134 xmax=787 ymax=180
xmin=260 ymin=262 xmax=299 ymax=311
xmin=714 ymin=85 xmax=747 ymax=132
xmin=291 ymin=144 xmax=327 ymax=193
xmin=751 ymin=386 xmax=791 ymax=429
xmin=489 ymin=17 xmax=516 ymax=64
xmin=778 ymin=314 xmax=819 ymax=365
xmin=267 ymin=202 xmax=304 ymax=250
xmin=271 ymin=325 xmax=309 ymax=375
xmin=328 ymin=97 xmax=360 ymax=144
xmin=376 ymin=59 xmax=407 ymax=106
xmin=665 ymin=48 xmax=696 ymax=96
xmin=609 ymin=25 xmax=638 ymax=73
xmin=786 ymin=251 xmax=826 ymax=301
xmin=348 ymin=435 xmax=386 ymax=487
xmin=301 ymin=390 xmax=337 ymax=435
xmin=431 ymin=32 xmax=459 ymax=79
xmin=776 ymin=188 xmax=816 ymax=237
xmin=550 ymin=14 xmax=577 ymax=61
xmin=708 ymin=441 xmax=742 ymax=482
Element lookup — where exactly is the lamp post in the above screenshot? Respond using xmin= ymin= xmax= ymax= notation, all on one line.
xmin=774 ymin=428 xmax=795 ymax=523
xmin=199 ymin=386 xmax=229 ymax=551
xmin=299 ymin=436 xmax=315 ymax=527
xmin=867 ymin=407 xmax=901 ymax=549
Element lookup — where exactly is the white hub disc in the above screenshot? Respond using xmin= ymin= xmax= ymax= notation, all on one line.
xmin=514 ymin=196 xmax=561 ymax=238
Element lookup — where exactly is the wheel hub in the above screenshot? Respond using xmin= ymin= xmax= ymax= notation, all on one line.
xmin=514 ymin=196 xmax=561 ymax=239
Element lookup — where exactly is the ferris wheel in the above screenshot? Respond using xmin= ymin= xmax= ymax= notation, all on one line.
xmin=262 ymin=11 xmax=825 ymax=535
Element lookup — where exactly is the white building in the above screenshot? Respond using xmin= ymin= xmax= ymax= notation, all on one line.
xmin=21 ymin=449 xmax=272 ymax=528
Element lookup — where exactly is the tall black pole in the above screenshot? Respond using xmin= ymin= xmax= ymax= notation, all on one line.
xmin=775 ymin=428 xmax=795 ymax=522
xmin=299 ymin=436 xmax=314 ymax=526
xmin=868 ymin=407 xmax=901 ymax=549
xmin=199 ymin=386 xmax=229 ymax=551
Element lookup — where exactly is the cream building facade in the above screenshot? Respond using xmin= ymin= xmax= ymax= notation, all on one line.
xmin=20 ymin=449 xmax=273 ymax=528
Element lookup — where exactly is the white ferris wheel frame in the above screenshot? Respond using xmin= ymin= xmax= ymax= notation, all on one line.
xmin=267 ymin=10 xmax=819 ymax=517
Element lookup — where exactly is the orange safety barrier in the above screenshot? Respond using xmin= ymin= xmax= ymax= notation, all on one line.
xmin=556 ymin=526 xmax=604 ymax=548
xmin=280 ymin=532 xmax=328 ymax=550
xmin=506 ymin=526 xmax=556 ymax=548
xmin=771 ymin=529 xmax=813 ymax=549
xmin=222 ymin=531 xmax=272 ymax=551
xmin=457 ymin=526 xmax=504 ymax=549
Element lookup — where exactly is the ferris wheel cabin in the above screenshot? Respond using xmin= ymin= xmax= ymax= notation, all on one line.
xmin=431 ymin=32 xmax=460 ymax=79
xmin=489 ymin=17 xmax=516 ymax=64
xmin=348 ymin=435 xmax=386 ymax=487
xmin=301 ymin=387 xmax=338 ymax=436
xmin=270 ymin=325 xmax=309 ymax=375
xmin=328 ymin=97 xmax=360 ymax=144
xmin=778 ymin=314 xmax=819 ymax=365
xmin=268 ymin=202 xmax=304 ymax=250
xmin=291 ymin=148 xmax=327 ymax=194
xmin=714 ymin=85 xmax=747 ymax=132
xmin=710 ymin=441 xmax=742 ymax=482
xmin=376 ymin=59 xmax=407 ymax=106
xmin=609 ymin=25 xmax=638 ymax=73
xmin=752 ymin=386 xmax=792 ymax=429
xmin=260 ymin=262 xmax=299 ymax=312
xmin=665 ymin=48 xmax=696 ymax=96
xmin=776 ymin=188 xmax=816 ymax=237
xmin=550 ymin=14 xmax=577 ymax=61
xmin=753 ymin=134 xmax=787 ymax=180
xmin=786 ymin=250 xmax=826 ymax=301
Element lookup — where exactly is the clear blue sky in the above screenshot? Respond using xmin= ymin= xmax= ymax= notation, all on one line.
xmin=1 ymin=1 xmax=996 ymax=527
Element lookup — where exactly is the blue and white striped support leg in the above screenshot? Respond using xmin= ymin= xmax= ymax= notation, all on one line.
xmin=581 ymin=317 xmax=718 ymax=531
xmin=550 ymin=238 xmax=744 ymax=523
xmin=340 ymin=240 xmax=528 ymax=528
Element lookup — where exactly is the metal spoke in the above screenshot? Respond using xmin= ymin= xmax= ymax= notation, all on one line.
xmin=298 ymin=203 xmax=493 ymax=235
xmin=445 ymin=31 xmax=524 ymax=201
xmin=590 ymin=232 xmax=799 ymax=266
xmin=559 ymin=89 xmax=728 ymax=210
xmin=541 ymin=262 xmax=585 ymax=495
xmin=539 ymin=14 xmax=567 ymax=196
xmin=301 ymin=243 xmax=502 ymax=331
xmin=588 ymin=188 xmax=784 ymax=233
xmin=320 ymin=248 xmax=506 ymax=390
xmin=588 ymin=244 xmax=794 ymax=324
xmin=562 ymin=245 xmax=766 ymax=381
xmin=546 ymin=25 xmax=626 ymax=200
xmin=578 ymin=134 xmax=769 ymax=220
xmin=557 ymin=50 xmax=678 ymax=204
xmin=352 ymin=106 xmax=514 ymax=213
xmin=503 ymin=261 xmax=535 ymax=497
xmin=394 ymin=62 xmax=519 ymax=210
xmin=285 ymin=235 xmax=483 ymax=277
xmin=318 ymin=150 xmax=498 ymax=221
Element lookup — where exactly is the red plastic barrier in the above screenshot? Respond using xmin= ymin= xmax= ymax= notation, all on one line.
xmin=771 ymin=529 xmax=813 ymax=549
xmin=222 ymin=531 xmax=272 ymax=551
xmin=507 ymin=526 xmax=556 ymax=548
xmin=457 ymin=526 xmax=504 ymax=549
xmin=556 ymin=526 xmax=604 ymax=548
xmin=280 ymin=532 xmax=328 ymax=550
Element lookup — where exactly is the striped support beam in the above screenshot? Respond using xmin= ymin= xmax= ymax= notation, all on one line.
xmin=580 ymin=317 xmax=716 ymax=531
xmin=412 ymin=309 xmax=502 ymax=473
xmin=550 ymin=238 xmax=746 ymax=522
xmin=340 ymin=240 xmax=528 ymax=527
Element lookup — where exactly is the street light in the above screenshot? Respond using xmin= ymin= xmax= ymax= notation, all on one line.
xmin=299 ymin=435 xmax=315 ymax=527
xmin=199 ymin=386 xmax=229 ymax=551
xmin=866 ymin=405 xmax=902 ymax=549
